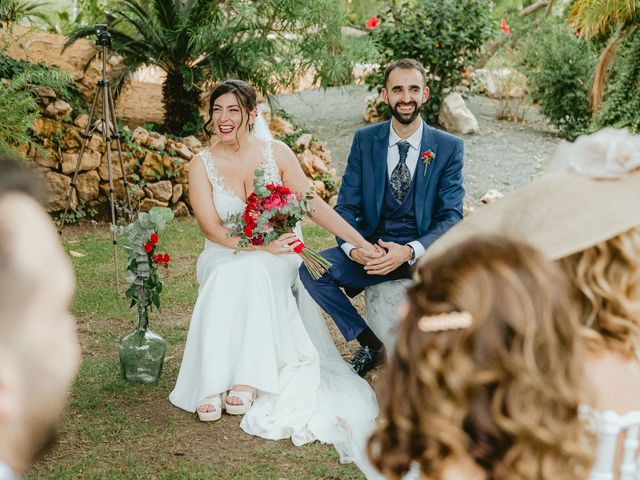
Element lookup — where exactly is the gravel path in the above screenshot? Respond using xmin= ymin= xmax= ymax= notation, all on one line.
xmin=275 ymin=86 xmax=562 ymax=204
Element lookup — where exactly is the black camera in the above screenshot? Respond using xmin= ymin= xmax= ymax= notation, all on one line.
xmin=94 ymin=23 xmax=112 ymax=47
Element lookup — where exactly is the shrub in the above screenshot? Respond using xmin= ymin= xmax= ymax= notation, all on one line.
xmin=364 ymin=0 xmax=494 ymax=125
xmin=591 ymin=27 xmax=640 ymax=133
xmin=519 ymin=22 xmax=598 ymax=139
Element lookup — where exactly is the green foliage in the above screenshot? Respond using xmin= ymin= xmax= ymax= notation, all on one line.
xmin=0 ymin=68 xmax=72 ymax=157
xmin=344 ymin=0 xmax=388 ymax=27
xmin=0 ymin=0 xmax=47 ymax=24
xmin=519 ymin=22 xmax=598 ymax=139
xmin=66 ymin=0 xmax=372 ymax=137
xmin=364 ymin=0 xmax=494 ymax=125
xmin=592 ymin=27 xmax=640 ymax=133
xmin=54 ymin=200 xmax=99 ymax=226
xmin=113 ymin=207 xmax=174 ymax=310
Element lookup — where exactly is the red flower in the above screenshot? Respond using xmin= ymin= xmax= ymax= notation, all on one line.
xmin=365 ymin=16 xmax=381 ymax=30
xmin=244 ymin=223 xmax=255 ymax=237
xmin=500 ymin=18 xmax=511 ymax=35
xmin=144 ymin=242 xmax=153 ymax=253
xmin=163 ymin=253 xmax=170 ymax=263
xmin=150 ymin=233 xmax=158 ymax=245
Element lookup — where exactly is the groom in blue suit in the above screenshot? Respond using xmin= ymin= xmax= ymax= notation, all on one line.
xmin=300 ymin=58 xmax=464 ymax=375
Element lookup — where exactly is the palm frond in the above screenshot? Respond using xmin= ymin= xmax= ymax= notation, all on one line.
xmin=570 ymin=0 xmax=639 ymax=39
xmin=591 ymin=33 xmax=622 ymax=109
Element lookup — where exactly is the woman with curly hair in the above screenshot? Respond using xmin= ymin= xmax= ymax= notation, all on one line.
xmin=425 ymin=128 xmax=640 ymax=478
xmin=368 ymin=235 xmax=594 ymax=480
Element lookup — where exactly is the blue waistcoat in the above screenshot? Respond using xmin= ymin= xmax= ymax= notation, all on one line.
xmin=369 ymin=174 xmax=419 ymax=244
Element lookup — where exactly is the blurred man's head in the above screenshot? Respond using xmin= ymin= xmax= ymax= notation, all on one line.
xmin=0 ymin=155 xmax=79 ymax=476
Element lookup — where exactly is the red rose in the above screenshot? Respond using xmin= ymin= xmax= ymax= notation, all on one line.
xmin=264 ymin=191 xmax=289 ymax=210
xmin=244 ymin=224 xmax=255 ymax=237
xmin=365 ymin=16 xmax=381 ymax=30
xmin=144 ymin=242 xmax=153 ymax=253
xmin=250 ymin=236 xmax=264 ymax=246
xmin=150 ymin=233 xmax=158 ymax=244
xmin=163 ymin=253 xmax=170 ymax=263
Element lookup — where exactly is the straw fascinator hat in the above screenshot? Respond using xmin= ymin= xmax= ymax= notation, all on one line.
xmin=425 ymin=128 xmax=640 ymax=261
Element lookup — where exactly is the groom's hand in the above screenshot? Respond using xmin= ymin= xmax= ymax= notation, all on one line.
xmin=364 ymin=240 xmax=412 ymax=275
xmin=350 ymin=245 xmax=384 ymax=265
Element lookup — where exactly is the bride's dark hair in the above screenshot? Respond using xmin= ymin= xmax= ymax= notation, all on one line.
xmin=203 ymin=79 xmax=257 ymax=139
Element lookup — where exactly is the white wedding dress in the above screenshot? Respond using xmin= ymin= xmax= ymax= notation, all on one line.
xmin=169 ymin=141 xmax=381 ymax=478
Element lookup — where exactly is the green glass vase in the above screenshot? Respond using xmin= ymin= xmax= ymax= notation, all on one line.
xmin=118 ymin=306 xmax=166 ymax=384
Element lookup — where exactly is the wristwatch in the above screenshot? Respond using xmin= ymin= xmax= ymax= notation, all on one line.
xmin=407 ymin=244 xmax=415 ymax=261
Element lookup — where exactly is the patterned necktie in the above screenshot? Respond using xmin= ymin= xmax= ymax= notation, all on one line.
xmin=390 ymin=141 xmax=411 ymax=203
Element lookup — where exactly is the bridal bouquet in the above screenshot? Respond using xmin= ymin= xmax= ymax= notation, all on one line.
xmin=227 ymin=169 xmax=332 ymax=279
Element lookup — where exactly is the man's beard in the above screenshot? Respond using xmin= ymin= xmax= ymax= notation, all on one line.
xmin=390 ymin=101 xmax=422 ymax=125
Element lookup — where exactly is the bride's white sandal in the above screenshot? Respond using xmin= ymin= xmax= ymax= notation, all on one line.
xmin=197 ymin=392 xmax=226 ymax=422
xmin=224 ymin=389 xmax=255 ymax=415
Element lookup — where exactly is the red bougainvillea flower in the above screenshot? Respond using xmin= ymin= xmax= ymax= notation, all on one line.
xmin=144 ymin=242 xmax=153 ymax=253
xmin=365 ymin=16 xmax=381 ymax=30
xmin=500 ymin=18 xmax=511 ymax=35
xmin=150 ymin=233 xmax=158 ymax=245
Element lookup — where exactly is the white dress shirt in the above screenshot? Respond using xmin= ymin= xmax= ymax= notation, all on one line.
xmin=341 ymin=122 xmax=426 ymax=264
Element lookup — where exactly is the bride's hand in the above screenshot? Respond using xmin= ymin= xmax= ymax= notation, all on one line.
xmin=260 ymin=232 xmax=300 ymax=255
xmin=357 ymin=241 xmax=384 ymax=259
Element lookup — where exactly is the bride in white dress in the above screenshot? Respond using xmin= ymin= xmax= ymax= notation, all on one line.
xmin=169 ymin=79 xmax=382 ymax=476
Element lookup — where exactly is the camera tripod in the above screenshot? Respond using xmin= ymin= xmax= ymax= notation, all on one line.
xmin=58 ymin=24 xmax=132 ymax=292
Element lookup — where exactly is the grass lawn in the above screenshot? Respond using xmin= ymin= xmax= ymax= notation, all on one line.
xmin=28 ymin=218 xmax=368 ymax=479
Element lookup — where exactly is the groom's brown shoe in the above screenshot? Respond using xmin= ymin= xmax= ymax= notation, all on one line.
xmin=350 ymin=346 xmax=384 ymax=377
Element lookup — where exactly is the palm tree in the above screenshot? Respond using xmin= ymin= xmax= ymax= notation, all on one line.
xmin=568 ymin=0 xmax=640 ymax=109
xmin=65 ymin=0 xmax=370 ymax=137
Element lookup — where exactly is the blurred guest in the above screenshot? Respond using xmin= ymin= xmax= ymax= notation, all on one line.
xmin=425 ymin=128 xmax=640 ymax=478
xmin=0 ymin=156 xmax=80 ymax=479
xmin=368 ymin=236 xmax=594 ymax=480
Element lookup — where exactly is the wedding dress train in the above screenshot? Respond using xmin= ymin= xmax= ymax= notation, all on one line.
xmin=169 ymin=141 xmax=381 ymax=477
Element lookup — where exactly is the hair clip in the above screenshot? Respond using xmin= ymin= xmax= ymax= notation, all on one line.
xmin=418 ymin=311 xmax=473 ymax=333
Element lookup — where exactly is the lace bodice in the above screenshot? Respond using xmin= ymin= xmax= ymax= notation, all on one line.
xmin=199 ymin=141 xmax=281 ymax=226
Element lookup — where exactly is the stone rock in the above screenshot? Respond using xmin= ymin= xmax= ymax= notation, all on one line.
xmin=146 ymin=180 xmax=173 ymax=202
xmin=171 ymin=142 xmax=193 ymax=160
xmin=34 ymin=86 xmax=57 ymax=98
xmin=438 ymin=92 xmax=479 ymax=135
xmin=99 ymin=179 xmax=132 ymax=202
xmin=32 ymin=152 xmax=58 ymax=169
xmin=31 ymin=117 xmax=63 ymax=137
xmin=268 ymin=116 xmax=295 ymax=136
xmin=45 ymin=171 xmax=77 ymax=212
xmin=182 ymin=184 xmax=191 ymax=207
xmin=472 ymin=68 xmax=528 ymax=99
xmin=97 ymin=153 xmax=126 ymax=181
xmin=181 ymin=135 xmax=202 ymax=150
xmin=60 ymin=129 xmax=83 ymax=150
xmin=143 ymin=186 xmax=154 ymax=199
xmin=363 ymin=93 xmax=388 ymax=124
xmin=175 ymin=161 xmax=190 ymax=184
xmin=132 ymin=127 xmax=149 ymax=146
xmin=44 ymin=99 xmax=73 ymax=121
xmin=481 ymin=189 xmax=504 ymax=204
xmin=295 ymin=133 xmax=313 ymax=149
xmin=173 ymin=201 xmax=190 ymax=217
xmin=61 ymin=150 xmax=101 ymax=174
xmin=74 ymin=114 xmax=89 ymax=130
xmin=364 ymin=279 xmax=414 ymax=358
xmin=76 ymin=170 xmax=100 ymax=202
xmin=88 ymin=133 xmax=105 ymax=153
xmin=147 ymin=132 xmax=167 ymax=151
xmin=171 ymin=183 xmax=183 ymax=203
xmin=141 ymin=151 xmax=165 ymax=180
xmin=312 ymin=180 xmax=326 ymax=198
xmin=297 ymin=149 xmax=328 ymax=178
xmin=463 ymin=196 xmax=476 ymax=215
xmin=139 ymin=198 xmax=169 ymax=212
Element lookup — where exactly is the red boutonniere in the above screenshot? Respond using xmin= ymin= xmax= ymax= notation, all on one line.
xmin=421 ymin=150 xmax=435 ymax=176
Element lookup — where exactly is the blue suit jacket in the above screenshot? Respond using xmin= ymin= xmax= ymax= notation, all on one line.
xmin=335 ymin=119 xmax=464 ymax=250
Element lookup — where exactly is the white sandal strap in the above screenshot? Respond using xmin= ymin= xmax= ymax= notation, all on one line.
xmin=226 ymin=390 xmax=254 ymax=404
xmin=198 ymin=394 xmax=222 ymax=410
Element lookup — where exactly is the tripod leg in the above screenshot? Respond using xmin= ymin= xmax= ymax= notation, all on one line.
xmin=106 ymin=87 xmax=133 ymax=219
xmin=103 ymin=75 xmax=120 ymax=293
xmin=58 ymin=86 xmax=101 ymax=235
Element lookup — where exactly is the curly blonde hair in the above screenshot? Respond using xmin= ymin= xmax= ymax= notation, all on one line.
xmin=368 ymin=236 xmax=594 ymax=480
xmin=558 ymin=226 xmax=640 ymax=357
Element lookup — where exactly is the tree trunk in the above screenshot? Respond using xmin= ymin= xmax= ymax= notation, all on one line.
xmin=162 ymin=69 xmax=202 ymax=137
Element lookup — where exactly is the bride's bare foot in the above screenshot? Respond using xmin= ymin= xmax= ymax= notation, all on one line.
xmin=225 ymin=384 xmax=256 ymax=415
xmin=197 ymin=393 xmax=223 ymax=422
xmin=226 ymin=384 xmax=255 ymax=405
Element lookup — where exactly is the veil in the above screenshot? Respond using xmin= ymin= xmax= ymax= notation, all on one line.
xmin=252 ymin=107 xmax=273 ymax=141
